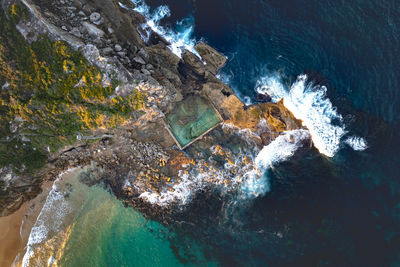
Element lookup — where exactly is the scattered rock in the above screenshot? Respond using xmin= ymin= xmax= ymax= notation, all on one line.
xmin=138 ymin=48 xmax=148 ymax=60
xmin=90 ymin=12 xmax=101 ymax=22
xmin=90 ymin=12 xmax=103 ymax=24
xmin=141 ymin=68 xmax=151 ymax=76
xmin=81 ymin=22 xmax=104 ymax=39
xmin=133 ymin=56 xmax=146 ymax=65
xmin=69 ymin=27 xmax=81 ymax=38
xmin=102 ymin=47 xmax=114 ymax=55
xmin=72 ymin=0 xmax=83 ymax=9
xmin=117 ymin=51 xmax=126 ymax=57
xmin=114 ymin=44 xmax=122 ymax=52
xmin=82 ymin=4 xmax=94 ymax=14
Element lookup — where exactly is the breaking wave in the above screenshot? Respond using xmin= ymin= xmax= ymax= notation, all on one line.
xmin=241 ymin=129 xmax=311 ymax=198
xmin=256 ymin=74 xmax=367 ymax=157
xmin=345 ymin=136 xmax=368 ymax=151
xmin=140 ymin=128 xmax=312 ymax=205
xmin=22 ymin=169 xmax=76 ymax=267
xmin=125 ymin=0 xmax=199 ymax=58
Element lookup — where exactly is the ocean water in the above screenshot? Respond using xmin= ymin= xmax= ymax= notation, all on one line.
xmin=134 ymin=0 xmax=400 ymax=265
xmin=23 ymin=0 xmax=400 ymax=266
xmin=19 ymin=169 xmax=214 ymax=266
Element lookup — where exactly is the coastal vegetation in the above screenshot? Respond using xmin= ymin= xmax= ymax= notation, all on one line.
xmin=0 ymin=5 xmax=145 ymax=174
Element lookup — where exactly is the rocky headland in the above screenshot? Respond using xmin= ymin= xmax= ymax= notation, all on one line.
xmin=0 ymin=0 xmax=305 ymax=221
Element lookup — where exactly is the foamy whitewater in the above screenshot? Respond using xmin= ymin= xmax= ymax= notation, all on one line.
xmin=241 ymin=129 xmax=311 ymax=198
xmin=140 ymin=73 xmax=371 ymax=206
xmin=123 ymin=0 xmax=199 ymax=58
xmin=256 ymin=74 xmax=368 ymax=157
xmin=21 ymin=169 xmax=76 ymax=267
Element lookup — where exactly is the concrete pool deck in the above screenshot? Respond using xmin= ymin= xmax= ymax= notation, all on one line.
xmin=164 ymin=95 xmax=223 ymax=150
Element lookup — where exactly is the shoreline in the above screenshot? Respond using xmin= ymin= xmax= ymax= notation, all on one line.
xmin=0 ymin=0 xmax=303 ymax=223
xmin=0 ymin=168 xmax=84 ymax=267
xmin=0 ymin=202 xmax=27 ymax=267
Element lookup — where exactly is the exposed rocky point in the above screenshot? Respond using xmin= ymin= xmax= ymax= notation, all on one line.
xmin=0 ymin=0 xmax=306 ymax=220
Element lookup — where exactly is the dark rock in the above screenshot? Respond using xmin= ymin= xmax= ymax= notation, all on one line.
xmin=72 ymin=0 xmax=83 ymax=9
xmin=117 ymin=51 xmax=126 ymax=57
xmin=102 ymin=47 xmax=114 ymax=55
xmin=256 ymin=93 xmax=272 ymax=103
xmin=179 ymin=51 xmax=206 ymax=80
xmin=148 ymin=31 xmax=170 ymax=46
xmin=82 ymin=4 xmax=94 ymax=14
xmin=129 ymin=44 xmax=138 ymax=55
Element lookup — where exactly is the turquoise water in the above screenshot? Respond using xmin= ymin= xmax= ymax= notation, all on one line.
xmin=59 ymin=185 xmax=183 ymax=267
xmin=59 ymin=179 xmax=217 ymax=267
xmin=21 ymin=169 xmax=216 ymax=267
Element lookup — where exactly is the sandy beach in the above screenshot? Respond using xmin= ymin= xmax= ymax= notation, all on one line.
xmin=0 ymin=202 xmax=28 ymax=267
xmin=0 ymin=168 xmax=83 ymax=267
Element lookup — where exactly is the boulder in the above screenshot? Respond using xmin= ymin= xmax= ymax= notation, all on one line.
xmin=69 ymin=27 xmax=82 ymax=38
xmin=141 ymin=68 xmax=151 ymax=76
xmin=102 ymin=47 xmax=114 ymax=55
xmin=133 ymin=56 xmax=146 ymax=65
xmin=90 ymin=12 xmax=104 ymax=25
xmin=90 ymin=12 xmax=101 ymax=23
xmin=114 ymin=44 xmax=122 ymax=52
xmin=81 ymin=22 xmax=105 ymax=39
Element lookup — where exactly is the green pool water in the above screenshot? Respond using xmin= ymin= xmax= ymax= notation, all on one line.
xmin=166 ymin=96 xmax=222 ymax=148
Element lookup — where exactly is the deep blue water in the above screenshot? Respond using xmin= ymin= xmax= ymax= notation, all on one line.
xmin=139 ymin=0 xmax=400 ymax=266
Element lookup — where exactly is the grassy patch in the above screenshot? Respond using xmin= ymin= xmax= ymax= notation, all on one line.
xmin=0 ymin=4 xmax=145 ymax=173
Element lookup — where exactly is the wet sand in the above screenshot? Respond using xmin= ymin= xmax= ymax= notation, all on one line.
xmin=0 ymin=202 xmax=28 ymax=267
xmin=0 ymin=168 xmax=84 ymax=267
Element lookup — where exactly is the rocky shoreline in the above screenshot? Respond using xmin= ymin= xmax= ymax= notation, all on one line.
xmin=0 ymin=0 xmax=304 ymax=221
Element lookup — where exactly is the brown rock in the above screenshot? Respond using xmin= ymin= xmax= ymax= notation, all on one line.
xmin=195 ymin=42 xmax=227 ymax=75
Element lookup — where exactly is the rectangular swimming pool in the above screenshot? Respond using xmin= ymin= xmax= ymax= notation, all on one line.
xmin=165 ymin=95 xmax=222 ymax=149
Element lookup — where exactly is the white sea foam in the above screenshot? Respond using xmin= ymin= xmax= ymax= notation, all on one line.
xmin=139 ymin=170 xmax=196 ymax=206
xmin=125 ymin=0 xmax=199 ymax=58
xmin=22 ymin=169 xmax=76 ymax=267
xmin=256 ymin=74 xmax=367 ymax=157
xmin=241 ymin=129 xmax=311 ymax=198
xmin=345 ymin=136 xmax=368 ymax=151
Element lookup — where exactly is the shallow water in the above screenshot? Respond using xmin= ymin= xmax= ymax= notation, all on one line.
xmin=19 ymin=169 xmax=214 ymax=267
xmin=22 ymin=0 xmax=400 ymax=266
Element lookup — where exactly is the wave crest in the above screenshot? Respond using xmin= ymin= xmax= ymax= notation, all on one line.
xmin=256 ymin=74 xmax=367 ymax=157
xmin=241 ymin=129 xmax=311 ymax=198
xmin=126 ymin=0 xmax=199 ymax=58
